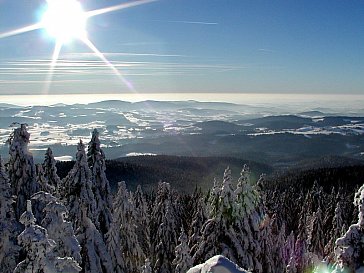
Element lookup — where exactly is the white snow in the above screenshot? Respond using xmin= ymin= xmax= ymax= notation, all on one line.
xmin=54 ymin=155 xmax=73 ymax=161
xmin=187 ymin=255 xmax=250 ymax=273
xmin=126 ymin=152 xmax=156 ymax=157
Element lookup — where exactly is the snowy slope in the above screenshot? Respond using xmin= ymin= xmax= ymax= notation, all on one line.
xmin=187 ymin=255 xmax=250 ymax=273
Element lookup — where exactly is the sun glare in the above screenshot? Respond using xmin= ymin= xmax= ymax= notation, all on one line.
xmin=41 ymin=0 xmax=87 ymax=43
xmin=0 ymin=0 xmax=158 ymax=92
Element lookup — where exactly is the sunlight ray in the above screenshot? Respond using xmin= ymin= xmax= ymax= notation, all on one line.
xmin=0 ymin=23 xmax=43 ymax=39
xmin=86 ymin=0 xmax=158 ymax=18
xmin=43 ymin=40 xmax=62 ymax=94
xmin=81 ymin=37 xmax=135 ymax=91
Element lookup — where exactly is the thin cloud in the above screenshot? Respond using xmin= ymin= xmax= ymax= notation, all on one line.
xmin=63 ymin=52 xmax=187 ymax=58
xmin=155 ymin=20 xmax=218 ymax=25
xmin=0 ymin=57 xmax=248 ymax=82
xmin=258 ymin=48 xmax=274 ymax=53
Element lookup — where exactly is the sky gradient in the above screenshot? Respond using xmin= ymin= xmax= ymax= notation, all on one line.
xmin=0 ymin=0 xmax=363 ymax=95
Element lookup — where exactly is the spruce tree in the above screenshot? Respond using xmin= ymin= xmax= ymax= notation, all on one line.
xmin=62 ymin=140 xmax=112 ymax=273
xmin=15 ymin=200 xmax=81 ymax=273
xmin=194 ymin=167 xmax=251 ymax=268
xmin=234 ymin=165 xmax=263 ymax=272
xmin=173 ymin=228 xmax=193 ymax=273
xmin=31 ymin=191 xmax=57 ymax=225
xmin=133 ymin=185 xmax=150 ymax=256
xmin=42 ymin=200 xmax=82 ymax=263
xmin=0 ymin=155 xmax=19 ymax=272
xmin=333 ymin=184 xmax=364 ymax=272
xmin=307 ymin=204 xmax=325 ymax=258
xmin=189 ymin=198 xmax=207 ymax=257
xmin=151 ymin=181 xmax=177 ymax=264
xmin=77 ymin=207 xmax=113 ymax=273
xmin=105 ymin=217 xmax=124 ymax=273
xmin=43 ymin=147 xmax=61 ymax=196
xmin=7 ymin=124 xmax=40 ymax=219
xmin=154 ymin=202 xmax=178 ymax=273
xmin=61 ymin=140 xmax=96 ymax=230
xmin=36 ymin=163 xmax=55 ymax=194
xmin=87 ymin=129 xmax=112 ymax=236
xmin=112 ymin=181 xmax=144 ymax=273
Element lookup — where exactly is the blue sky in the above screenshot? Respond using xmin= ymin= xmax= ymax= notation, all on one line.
xmin=0 ymin=0 xmax=363 ymax=95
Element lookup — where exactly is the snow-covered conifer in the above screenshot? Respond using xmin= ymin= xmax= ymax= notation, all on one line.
xmin=294 ymin=235 xmax=310 ymax=273
xmin=105 ymin=217 xmax=124 ymax=273
xmin=189 ymin=198 xmax=207 ymax=257
xmin=194 ymin=166 xmax=258 ymax=269
xmin=150 ymin=182 xmax=174 ymax=258
xmin=0 ymin=155 xmax=19 ymax=272
xmin=77 ymin=206 xmax=113 ymax=273
xmin=31 ymin=190 xmax=57 ymax=226
xmin=325 ymin=192 xmax=346 ymax=262
xmin=36 ymin=163 xmax=55 ymax=194
xmin=234 ymin=165 xmax=263 ymax=272
xmin=154 ymin=202 xmax=178 ymax=273
xmin=42 ymin=200 xmax=82 ymax=263
xmin=7 ymin=124 xmax=39 ymax=219
xmin=87 ymin=129 xmax=112 ymax=236
xmin=15 ymin=200 xmax=81 ymax=273
xmin=133 ymin=184 xmax=150 ymax=255
xmin=112 ymin=181 xmax=144 ymax=273
xmin=307 ymin=204 xmax=325 ymax=258
xmin=283 ymin=231 xmax=295 ymax=266
xmin=61 ymin=140 xmax=96 ymax=230
xmin=333 ymin=184 xmax=364 ymax=272
xmin=173 ymin=228 xmax=193 ymax=273
xmin=43 ymin=147 xmax=61 ymax=196
xmin=207 ymin=178 xmax=220 ymax=216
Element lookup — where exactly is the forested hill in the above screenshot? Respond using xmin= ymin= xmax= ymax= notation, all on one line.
xmin=57 ymin=155 xmax=273 ymax=193
xmin=266 ymin=163 xmax=364 ymax=192
xmin=56 ymin=154 xmax=364 ymax=194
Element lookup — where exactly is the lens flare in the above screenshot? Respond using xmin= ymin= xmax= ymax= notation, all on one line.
xmin=0 ymin=0 xmax=159 ymax=92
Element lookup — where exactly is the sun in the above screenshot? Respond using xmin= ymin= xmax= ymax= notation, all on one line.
xmin=0 ymin=0 xmax=158 ymax=93
xmin=41 ymin=0 xmax=88 ymax=43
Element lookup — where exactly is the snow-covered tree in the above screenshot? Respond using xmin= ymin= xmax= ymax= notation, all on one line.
xmin=31 ymin=191 xmax=57 ymax=225
xmin=332 ymin=184 xmax=364 ymax=272
xmin=42 ymin=200 xmax=82 ymax=263
xmin=105 ymin=217 xmax=124 ymax=273
xmin=36 ymin=163 xmax=55 ymax=194
xmin=325 ymin=192 xmax=346 ymax=262
xmin=234 ymin=165 xmax=263 ymax=272
xmin=112 ymin=181 xmax=144 ymax=273
xmin=283 ymin=231 xmax=296 ymax=266
xmin=151 ymin=182 xmax=178 ymax=263
xmin=15 ymin=200 xmax=81 ymax=273
xmin=0 ymin=155 xmax=19 ymax=272
xmin=173 ymin=228 xmax=193 ymax=273
xmin=307 ymin=204 xmax=325 ymax=258
xmin=61 ymin=140 xmax=96 ymax=230
xmin=133 ymin=185 xmax=150 ymax=255
xmin=7 ymin=124 xmax=40 ymax=219
xmin=194 ymin=167 xmax=257 ymax=269
xmin=87 ymin=129 xmax=112 ymax=236
xmin=77 ymin=207 xmax=113 ymax=273
xmin=189 ymin=198 xmax=207 ymax=257
xmin=154 ymin=202 xmax=178 ymax=273
xmin=294 ymin=235 xmax=311 ymax=273
xmin=43 ymin=148 xmax=61 ymax=196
